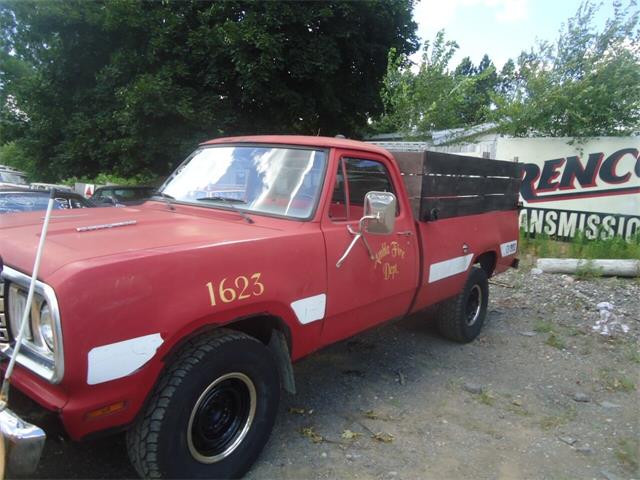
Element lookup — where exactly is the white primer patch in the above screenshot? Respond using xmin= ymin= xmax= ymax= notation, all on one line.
xmin=291 ymin=294 xmax=326 ymax=325
xmin=500 ymin=240 xmax=518 ymax=257
xmin=428 ymin=254 xmax=474 ymax=283
xmin=87 ymin=333 xmax=163 ymax=385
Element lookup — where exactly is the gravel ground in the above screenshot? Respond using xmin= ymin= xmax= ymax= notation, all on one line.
xmin=9 ymin=268 xmax=640 ymax=479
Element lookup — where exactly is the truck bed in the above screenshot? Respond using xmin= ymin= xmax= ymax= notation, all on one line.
xmin=391 ymin=150 xmax=521 ymax=222
xmin=388 ymin=150 xmax=521 ymax=314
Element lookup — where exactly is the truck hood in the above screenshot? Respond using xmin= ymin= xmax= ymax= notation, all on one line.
xmin=0 ymin=203 xmax=284 ymax=279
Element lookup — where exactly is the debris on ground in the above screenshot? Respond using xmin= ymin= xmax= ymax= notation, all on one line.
xmin=573 ymin=392 xmax=591 ymax=403
xmin=300 ymin=426 xmax=323 ymax=444
xmin=559 ymin=436 xmax=577 ymax=446
xmin=371 ymin=432 xmax=394 ymax=443
xmin=341 ymin=430 xmax=362 ymax=440
xmin=593 ymin=302 xmax=630 ymax=336
xmin=463 ymin=382 xmax=483 ymax=394
xmin=519 ymin=331 xmax=537 ymax=337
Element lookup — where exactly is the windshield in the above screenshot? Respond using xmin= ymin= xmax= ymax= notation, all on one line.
xmin=0 ymin=192 xmax=63 ymax=214
xmin=160 ymin=146 xmax=327 ymax=219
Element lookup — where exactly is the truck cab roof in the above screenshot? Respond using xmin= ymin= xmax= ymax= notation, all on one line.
xmin=201 ymin=135 xmax=390 ymax=157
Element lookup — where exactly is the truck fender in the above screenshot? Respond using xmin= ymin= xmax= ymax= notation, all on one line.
xmin=267 ymin=329 xmax=296 ymax=394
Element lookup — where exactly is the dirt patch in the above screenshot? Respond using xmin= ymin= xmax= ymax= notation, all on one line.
xmin=9 ymin=269 xmax=640 ymax=479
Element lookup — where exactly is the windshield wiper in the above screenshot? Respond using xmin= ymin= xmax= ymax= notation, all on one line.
xmin=152 ymin=192 xmax=175 ymax=211
xmin=153 ymin=192 xmax=175 ymax=200
xmin=196 ymin=196 xmax=254 ymax=224
xmin=196 ymin=196 xmax=244 ymax=203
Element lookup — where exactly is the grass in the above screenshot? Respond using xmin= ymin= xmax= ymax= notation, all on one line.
xmin=478 ymin=390 xmax=495 ymax=406
xmin=626 ymin=346 xmax=640 ymax=364
xmin=540 ymin=406 xmax=576 ymax=430
xmin=534 ymin=319 xmax=555 ymax=333
xmin=615 ymin=438 xmax=639 ymax=472
xmin=574 ymin=260 xmax=604 ymax=279
xmin=599 ymin=368 xmax=636 ymax=393
xmin=506 ymin=403 xmax=531 ymax=417
xmin=533 ymin=320 xmax=571 ymax=349
xmin=545 ymin=333 xmax=566 ymax=350
xmin=519 ymin=229 xmax=640 ymax=260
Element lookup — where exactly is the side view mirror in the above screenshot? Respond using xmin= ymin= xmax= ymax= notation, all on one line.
xmin=336 ymin=191 xmax=397 ymax=268
xmin=363 ymin=191 xmax=396 ymax=235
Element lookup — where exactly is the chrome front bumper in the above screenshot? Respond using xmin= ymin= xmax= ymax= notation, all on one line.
xmin=0 ymin=406 xmax=45 ymax=475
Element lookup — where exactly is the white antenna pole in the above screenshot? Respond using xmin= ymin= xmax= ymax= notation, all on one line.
xmin=0 ymin=190 xmax=56 ymax=407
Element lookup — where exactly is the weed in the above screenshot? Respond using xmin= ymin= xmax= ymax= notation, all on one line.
xmin=300 ymin=426 xmax=323 ymax=443
xmin=540 ymin=407 xmax=576 ymax=430
xmin=534 ymin=319 xmax=554 ymax=333
xmin=579 ymin=346 xmax=592 ymax=356
xmin=537 ymin=234 xmax=551 ymax=258
xmin=600 ymin=369 xmax=636 ymax=392
xmin=564 ymin=326 xmax=582 ymax=337
xmin=519 ymin=228 xmax=640 ymax=260
xmin=506 ymin=403 xmax=531 ymax=417
xmin=478 ymin=390 xmax=495 ymax=406
xmin=626 ymin=347 xmax=640 ymax=364
xmin=615 ymin=438 xmax=639 ymax=472
xmin=575 ymin=260 xmax=603 ymax=280
xmin=615 ymin=376 xmax=636 ymax=392
xmin=546 ymin=333 xmax=566 ymax=350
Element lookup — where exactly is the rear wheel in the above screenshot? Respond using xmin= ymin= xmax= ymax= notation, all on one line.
xmin=437 ymin=266 xmax=489 ymax=343
xmin=127 ymin=329 xmax=280 ymax=479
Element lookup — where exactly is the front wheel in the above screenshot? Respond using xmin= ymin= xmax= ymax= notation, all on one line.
xmin=436 ymin=266 xmax=489 ymax=343
xmin=126 ymin=329 xmax=280 ymax=479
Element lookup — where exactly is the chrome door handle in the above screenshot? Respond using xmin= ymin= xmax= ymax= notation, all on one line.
xmin=397 ymin=231 xmax=413 ymax=237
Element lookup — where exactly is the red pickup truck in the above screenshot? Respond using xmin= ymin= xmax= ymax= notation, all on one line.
xmin=0 ymin=136 xmax=519 ymax=478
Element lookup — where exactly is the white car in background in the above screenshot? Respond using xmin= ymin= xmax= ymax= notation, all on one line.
xmin=29 ymin=182 xmax=73 ymax=192
xmin=0 ymin=165 xmax=28 ymax=188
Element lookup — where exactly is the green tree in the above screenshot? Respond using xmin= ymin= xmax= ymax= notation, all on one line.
xmin=494 ymin=1 xmax=640 ymax=137
xmin=373 ymin=30 xmax=498 ymax=136
xmin=454 ymin=54 xmax=498 ymax=126
xmin=0 ymin=0 xmax=418 ymax=180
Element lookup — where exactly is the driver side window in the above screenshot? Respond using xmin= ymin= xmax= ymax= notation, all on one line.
xmin=329 ymin=157 xmax=396 ymax=222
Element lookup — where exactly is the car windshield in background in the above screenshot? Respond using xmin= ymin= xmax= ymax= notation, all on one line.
xmin=161 ymin=146 xmax=327 ymax=219
xmin=0 ymin=192 xmax=59 ymax=213
xmin=0 ymin=191 xmax=93 ymax=214
xmin=95 ymin=187 xmax=155 ymax=202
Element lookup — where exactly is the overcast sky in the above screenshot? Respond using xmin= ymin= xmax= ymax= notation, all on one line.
xmin=411 ymin=0 xmax=618 ymax=70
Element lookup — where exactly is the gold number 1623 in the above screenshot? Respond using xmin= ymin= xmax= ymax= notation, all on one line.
xmin=206 ymin=273 xmax=264 ymax=306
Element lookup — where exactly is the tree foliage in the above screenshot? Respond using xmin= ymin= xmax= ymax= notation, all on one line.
xmin=374 ymin=1 xmax=640 ymax=139
xmin=374 ymin=30 xmax=499 ymax=136
xmin=495 ymin=1 xmax=640 ymax=137
xmin=0 ymin=0 xmax=418 ymax=180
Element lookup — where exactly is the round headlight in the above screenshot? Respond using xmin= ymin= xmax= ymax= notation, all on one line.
xmin=39 ymin=303 xmax=55 ymax=351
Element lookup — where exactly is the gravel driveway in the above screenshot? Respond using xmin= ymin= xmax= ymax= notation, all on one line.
xmin=10 ymin=268 xmax=640 ymax=479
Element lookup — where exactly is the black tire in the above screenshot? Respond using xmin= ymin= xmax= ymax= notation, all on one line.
xmin=436 ymin=266 xmax=489 ymax=343
xmin=126 ymin=329 xmax=280 ymax=479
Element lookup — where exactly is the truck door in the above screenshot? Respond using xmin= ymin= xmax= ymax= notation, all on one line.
xmin=320 ymin=150 xmax=419 ymax=345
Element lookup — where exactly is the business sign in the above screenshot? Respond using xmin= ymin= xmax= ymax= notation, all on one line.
xmin=495 ymin=137 xmax=640 ymax=240
xmin=74 ymin=183 xmax=97 ymax=197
